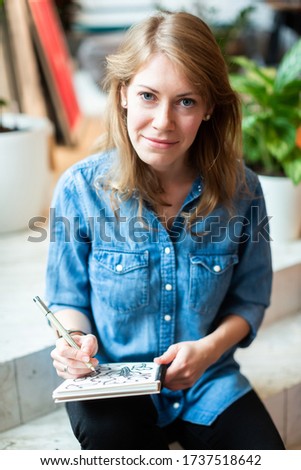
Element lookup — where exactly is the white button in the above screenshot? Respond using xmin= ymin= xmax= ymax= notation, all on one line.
xmin=116 ymin=264 xmax=123 ymax=272
xmin=173 ymin=402 xmax=180 ymax=409
xmin=164 ymin=314 xmax=172 ymax=322
xmin=165 ymin=247 xmax=171 ymax=254
xmin=213 ymin=265 xmax=221 ymax=273
xmin=165 ymin=283 xmax=173 ymax=291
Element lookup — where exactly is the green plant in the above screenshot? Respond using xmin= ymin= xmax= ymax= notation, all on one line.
xmin=230 ymin=38 xmax=301 ymax=185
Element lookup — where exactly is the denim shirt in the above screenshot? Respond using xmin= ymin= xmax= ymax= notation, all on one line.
xmin=45 ymin=150 xmax=272 ymax=427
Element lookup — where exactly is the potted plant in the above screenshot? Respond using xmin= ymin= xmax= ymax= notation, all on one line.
xmin=230 ymin=38 xmax=301 ymax=243
xmin=0 ymin=112 xmax=54 ymax=234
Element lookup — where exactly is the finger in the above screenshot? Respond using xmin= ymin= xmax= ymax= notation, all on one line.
xmin=163 ymin=364 xmax=194 ymax=390
xmin=52 ymin=359 xmax=72 ymax=377
xmin=61 ymin=363 xmax=92 ymax=378
xmin=60 ymin=334 xmax=98 ymax=364
xmin=78 ymin=334 xmax=98 ymax=358
xmin=55 ymin=334 xmax=95 ymax=355
xmin=53 ymin=358 xmax=96 ymax=378
xmin=154 ymin=344 xmax=179 ymax=365
xmin=51 ymin=346 xmax=69 ymax=364
xmin=51 ymin=347 xmax=98 ymax=373
xmin=56 ymin=339 xmax=92 ymax=363
xmin=164 ymin=378 xmax=191 ymax=391
xmin=64 ymin=355 xmax=99 ymax=371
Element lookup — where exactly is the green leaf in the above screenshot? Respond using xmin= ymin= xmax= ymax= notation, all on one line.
xmin=242 ymin=112 xmax=271 ymax=131
xmin=242 ymin=114 xmax=262 ymax=131
xmin=243 ymin=88 xmax=268 ymax=107
xmin=266 ymin=123 xmax=296 ymax=161
xmin=280 ymin=78 xmax=301 ymax=97
xmin=274 ymin=38 xmax=301 ymax=92
xmin=283 ymin=151 xmax=301 ymax=185
xmin=230 ymin=56 xmax=274 ymax=86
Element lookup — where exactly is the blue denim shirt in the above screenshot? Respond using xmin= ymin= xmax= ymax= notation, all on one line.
xmin=45 ymin=150 xmax=272 ymax=427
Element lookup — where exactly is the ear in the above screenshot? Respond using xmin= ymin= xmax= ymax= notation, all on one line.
xmin=208 ymin=105 xmax=215 ymax=116
xmin=203 ymin=105 xmax=215 ymax=121
xmin=120 ymin=85 xmax=128 ymax=108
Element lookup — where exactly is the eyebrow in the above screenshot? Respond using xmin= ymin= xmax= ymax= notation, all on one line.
xmin=136 ymin=84 xmax=198 ymax=97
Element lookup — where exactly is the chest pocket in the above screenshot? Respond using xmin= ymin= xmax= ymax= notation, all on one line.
xmin=90 ymin=249 xmax=149 ymax=314
xmin=189 ymin=253 xmax=238 ymax=312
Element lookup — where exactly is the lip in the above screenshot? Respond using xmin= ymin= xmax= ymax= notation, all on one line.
xmin=142 ymin=135 xmax=179 ymax=148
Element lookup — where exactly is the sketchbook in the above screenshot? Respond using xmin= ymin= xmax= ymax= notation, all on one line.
xmin=52 ymin=362 xmax=166 ymax=402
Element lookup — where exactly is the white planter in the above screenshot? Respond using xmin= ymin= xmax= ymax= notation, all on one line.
xmin=259 ymin=174 xmax=301 ymax=244
xmin=0 ymin=114 xmax=53 ymax=233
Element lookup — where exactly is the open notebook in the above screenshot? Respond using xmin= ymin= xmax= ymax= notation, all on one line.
xmin=53 ymin=362 xmax=166 ymax=402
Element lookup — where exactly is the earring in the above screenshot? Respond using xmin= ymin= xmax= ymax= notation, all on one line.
xmin=122 ymin=100 xmax=127 ymax=107
xmin=203 ymin=114 xmax=211 ymax=121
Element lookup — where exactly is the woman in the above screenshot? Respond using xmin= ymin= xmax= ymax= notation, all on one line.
xmin=46 ymin=11 xmax=285 ymax=450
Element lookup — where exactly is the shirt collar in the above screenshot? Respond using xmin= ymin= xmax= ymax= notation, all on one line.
xmin=182 ymin=176 xmax=203 ymax=208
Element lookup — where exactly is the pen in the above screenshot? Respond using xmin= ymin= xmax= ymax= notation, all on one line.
xmin=33 ymin=295 xmax=96 ymax=372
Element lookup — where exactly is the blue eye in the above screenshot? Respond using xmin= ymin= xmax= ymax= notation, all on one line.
xmin=141 ymin=92 xmax=155 ymax=101
xmin=181 ymin=98 xmax=194 ymax=107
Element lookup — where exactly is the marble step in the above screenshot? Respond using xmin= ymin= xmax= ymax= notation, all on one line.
xmin=0 ymin=406 xmax=79 ymax=450
xmin=1 ymin=405 xmax=300 ymax=451
xmin=235 ymin=311 xmax=301 ymax=449
xmin=0 ymin=230 xmax=301 ymax=437
xmin=263 ymin=242 xmax=301 ymax=326
xmin=0 ymin=412 xmax=300 ymax=451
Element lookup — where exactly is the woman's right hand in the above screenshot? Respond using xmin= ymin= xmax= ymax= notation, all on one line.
xmin=51 ymin=333 xmax=99 ymax=378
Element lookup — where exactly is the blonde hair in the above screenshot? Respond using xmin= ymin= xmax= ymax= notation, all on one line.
xmin=99 ymin=10 xmax=244 ymax=225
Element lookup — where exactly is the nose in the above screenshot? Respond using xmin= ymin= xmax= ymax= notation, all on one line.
xmin=152 ymin=103 xmax=175 ymax=131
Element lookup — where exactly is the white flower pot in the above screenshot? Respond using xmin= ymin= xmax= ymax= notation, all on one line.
xmin=259 ymin=174 xmax=301 ymax=244
xmin=0 ymin=114 xmax=53 ymax=233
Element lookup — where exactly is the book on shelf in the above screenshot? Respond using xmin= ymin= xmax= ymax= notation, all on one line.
xmin=53 ymin=362 xmax=166 ymax=403
xmin=4 ymin=0 xmax=48 ymax=117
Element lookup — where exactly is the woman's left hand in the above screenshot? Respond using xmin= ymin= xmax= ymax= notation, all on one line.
xmin=154 ymin=338 xmax=219 ymax=390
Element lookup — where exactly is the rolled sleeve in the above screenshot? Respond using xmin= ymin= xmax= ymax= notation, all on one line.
xmin=218 ymin=178 xmax=273 ymax=347
xmin=45 ymin=170 xmax=93 ymax=322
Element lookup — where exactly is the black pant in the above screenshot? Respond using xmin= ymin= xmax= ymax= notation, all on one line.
xmin=66 ymin=390 xmax=285 ymax=450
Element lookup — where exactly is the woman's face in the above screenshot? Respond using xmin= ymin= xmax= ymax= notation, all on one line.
xmin=121 ymin=53 xmax=211 ymax=176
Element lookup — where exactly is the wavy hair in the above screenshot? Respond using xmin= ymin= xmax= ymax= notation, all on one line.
xmin=99 ymin=10 xmax=244 ymax=225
